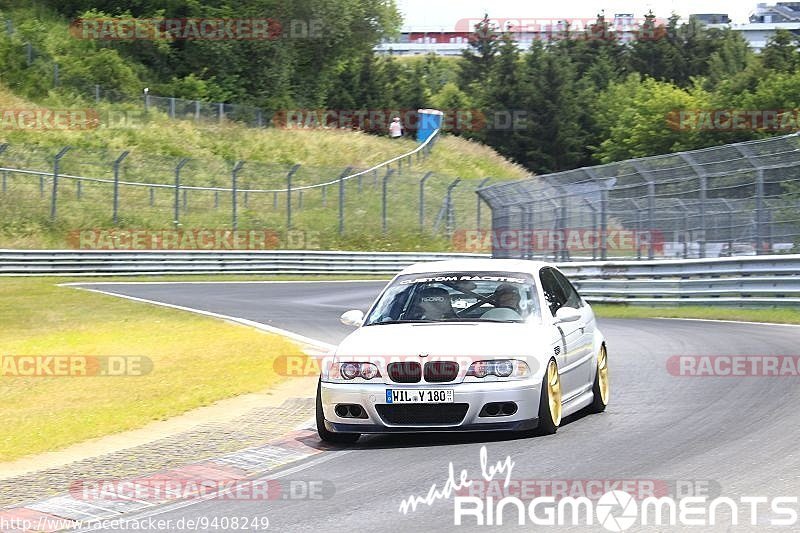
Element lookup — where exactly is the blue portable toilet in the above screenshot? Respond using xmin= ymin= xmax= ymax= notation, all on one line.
xmin=416 ymin=109 xmax=444 ymax=142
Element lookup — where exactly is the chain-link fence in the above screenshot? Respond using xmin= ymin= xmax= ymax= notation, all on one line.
xmin=478 ymin=133 xmax=800 ymax=260
xmin=0 ymin=133 xmax=508 ymax=249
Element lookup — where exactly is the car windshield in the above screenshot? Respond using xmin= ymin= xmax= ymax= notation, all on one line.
xmin=363 ymin=271 xmax=539 ymax=325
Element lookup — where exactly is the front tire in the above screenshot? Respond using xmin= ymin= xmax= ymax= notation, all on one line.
xmin=316 ymin=379 xmax=360 ymax=444
xmin=536 ymin=359 xmax=562 ymax=435
xmin=588 ymin=345 xmax=609 ymax=413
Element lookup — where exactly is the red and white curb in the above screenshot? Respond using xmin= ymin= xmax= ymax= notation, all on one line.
xmin=0 ymin=417 xmax=341 ymax=532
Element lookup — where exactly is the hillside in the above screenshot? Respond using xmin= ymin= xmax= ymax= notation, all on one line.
xmin=0 ymin=84 xmax=528 ymax=250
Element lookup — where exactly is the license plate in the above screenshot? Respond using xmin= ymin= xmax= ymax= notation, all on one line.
xmin=385 ymin=389 xmax=454 ymax=404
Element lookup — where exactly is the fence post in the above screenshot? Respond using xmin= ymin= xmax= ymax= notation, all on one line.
xmin=646 ymin=179 xmax=655 ymax=259
xmin=419 ymin=171 xmax=433 ymax=233
xmin=720 ymin=198 xmax=735 ymax=255
xmin=339 ymin=167 xmax=353 ymax=235
xmin=218 ymin=103 xmax=224 ymax=123
xmin=183 ymin=189 xmax=188 ymax=211
xmin=476 ymin=177 xmax=490 ymax=230
xmin=322 ymin=185 xmax=327 ymax=207
xmin=53 ymin=63 xmax=59 ymax=88
xmin=600 ymin=184 xmax=608 ymax=260
xmin=0 ymin=143 xmax=7 ymax=194
xmin=298 ymin=190 xmax=304 ymax=210
xmin=169 ymin=97 xmax=176 ymax=119
xmin=382 ymin=169 xmax=395 ymax=233
xmin=286 ymin=164 xmax=300 ymax=230
xmin=243 ymin=191 xmax=248 ymax=208
xmin=194 ymin=101 xmax=200 ymax=121
xmin=231 ymin=160 xmax=244 ymax=230
xmin=112 ymin=151 xmax=130 ymax=225
xmin=173 ymin=158 xmax=189 ymax=228
xmin=76 ymin=180 xmax=81 ymax=199
xmin=94 ymin=85 xmax=100 ymax=103
xmin=50 ymin=147 xmax=70 ymax=220
xmin=756 ymin=169 xmax=765 ymax=255
xmin=583 ymin=199 xmax=598 ymax=261
xmin=149 ymin=187 xmax=154 ymax=206
xmin=214 ymin=190 xmax=219 ymax=209
xmin=445 ymin=178 xmax=461 ymax=238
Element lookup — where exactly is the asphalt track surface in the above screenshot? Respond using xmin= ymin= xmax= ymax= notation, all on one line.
xmin=78 ymin=281 xmax=800 ymax=532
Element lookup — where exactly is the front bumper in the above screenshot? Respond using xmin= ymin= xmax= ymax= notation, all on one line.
xmin=320 ymin=379 xmax=541 ymax=434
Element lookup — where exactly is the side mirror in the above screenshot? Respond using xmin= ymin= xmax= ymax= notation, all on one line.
xmin=340 ymin=309 xmax=365 ymax=327
xmin=554 ymin=306 xmax=581 ymax=324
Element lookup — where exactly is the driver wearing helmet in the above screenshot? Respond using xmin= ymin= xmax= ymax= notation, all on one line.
xmin=409 ymin=287 xmax=456 ymax=320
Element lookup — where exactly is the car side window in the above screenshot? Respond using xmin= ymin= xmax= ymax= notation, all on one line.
xmin=539 ymin=268 xmax=567 ymax=316
xmin=553 ymin=270 xmax=583 ymax=308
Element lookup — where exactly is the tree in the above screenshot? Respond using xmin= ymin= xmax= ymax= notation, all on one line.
xmin=761 ymin=29 xmax=800 ymax=72
xmin=519 ymin=43 xmax=586 ymax=172
xmin=593 ymin=75 xmax=710 ymax=162
xmin=459 ymin=14 xmax=501 ymax=101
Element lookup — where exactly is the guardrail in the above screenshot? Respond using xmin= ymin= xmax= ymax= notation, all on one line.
xmin=0 ymin=250 xmax=488 ymax=276
xmin=559 ymin=255 xmax=800 ymax=306
xmin=1 ymin=250 xmax=798 ymax=306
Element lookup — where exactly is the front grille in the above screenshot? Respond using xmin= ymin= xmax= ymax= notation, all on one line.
xmin=424 ymin=361 xmax=459 ymax=382
xmin=376 ymin=403 xmax=469 ymax=425
xmin=388 ymin=362 xmax=421 ymax=383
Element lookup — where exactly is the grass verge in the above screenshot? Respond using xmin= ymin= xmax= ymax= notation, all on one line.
xmin=0 ymin=278 xmax=304 ymax=462
xmin=592 ymin=304 xmax=800 ymax=325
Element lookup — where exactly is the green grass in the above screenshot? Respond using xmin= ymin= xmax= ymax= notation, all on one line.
xmin=0 ymin=277 xmax=305 ymax=462
xmin=592 ymin=304 xmax=800 ymax=325
xmin=0 ymin=81 xmax=528 ymax=251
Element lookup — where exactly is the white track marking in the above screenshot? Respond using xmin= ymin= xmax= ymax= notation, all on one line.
xmin=653 ymin=317 xmax=800 ymax=328
xmin=67 ymin=285 xmax=335 ymax=351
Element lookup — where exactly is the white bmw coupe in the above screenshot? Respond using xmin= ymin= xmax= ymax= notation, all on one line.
xmin=316 ymin=259 xmax=609 ymax=443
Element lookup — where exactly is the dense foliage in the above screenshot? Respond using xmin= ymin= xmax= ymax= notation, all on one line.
xmin=1 ymin=3 xmax=799 ymax=172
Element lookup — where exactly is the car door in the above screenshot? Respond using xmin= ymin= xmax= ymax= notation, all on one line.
xmin=552 ymin=268 xmax=595 ymax=389
xmin=539 ymin=267 xmax=585 ymax=401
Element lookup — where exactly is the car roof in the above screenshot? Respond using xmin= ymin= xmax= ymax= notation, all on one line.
xmin=397 ymin=258 xmax=552 ymax=276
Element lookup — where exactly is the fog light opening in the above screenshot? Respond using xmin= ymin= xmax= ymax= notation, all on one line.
xmin=501 ymin=402 xmax=518 ymax=415
xmin=485 ymin=403 xmax=501 ymax=416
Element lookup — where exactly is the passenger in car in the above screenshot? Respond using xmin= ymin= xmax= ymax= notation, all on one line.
xmin=492 ymin=283 xmax=521 ymax=312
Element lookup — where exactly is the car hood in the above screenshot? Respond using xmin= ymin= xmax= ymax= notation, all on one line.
xmin=335 ymin=321 xmax=551 ymax=359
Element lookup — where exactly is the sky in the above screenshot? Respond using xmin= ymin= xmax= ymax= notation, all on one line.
xmin=396 ymin=0 xmax=763 ymax=29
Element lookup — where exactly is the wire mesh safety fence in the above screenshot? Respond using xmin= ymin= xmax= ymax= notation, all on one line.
xmin=0 ymin=132 xmax=506 ymax=250
xmin=478 ymin=133 xmax=800 ymax=260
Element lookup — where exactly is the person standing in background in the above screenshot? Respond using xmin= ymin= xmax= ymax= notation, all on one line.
xmin=389 ymin=116 xmax=403 ymax=139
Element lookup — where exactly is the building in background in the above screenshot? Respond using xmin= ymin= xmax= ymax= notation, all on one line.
xmin=750 ymin=2 xmax=800 ymax=22
xmin=376 ymin=4 xmax=800 ymax=56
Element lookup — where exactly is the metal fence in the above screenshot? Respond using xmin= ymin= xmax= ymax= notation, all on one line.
xmin=478 ymin=133 xmax=800 ymax=260
xmin=0 ymin=132 xmax=501 ymax=244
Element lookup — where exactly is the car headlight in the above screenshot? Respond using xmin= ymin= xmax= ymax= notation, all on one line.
xmin=330 ymin=362 xmax=381 ymax=381
xmin=466 ymin=359 xmax=530 ymax=379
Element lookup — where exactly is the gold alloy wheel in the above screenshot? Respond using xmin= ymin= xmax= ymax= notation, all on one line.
xmin=598 ymin=345 xmax=610 ymax=405
xmin=547 ymin=359 xmax=562 ymax=426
